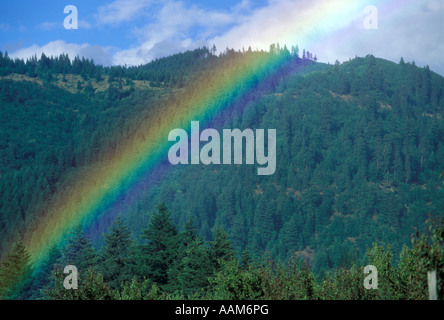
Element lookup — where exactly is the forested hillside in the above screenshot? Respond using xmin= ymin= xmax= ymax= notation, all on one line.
xmin=0 ymin=46 xmax=443 ymax=299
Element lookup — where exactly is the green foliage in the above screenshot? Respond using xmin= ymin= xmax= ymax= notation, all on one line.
xmin=316 ymin=264 xmax=368 ymax=299
xmin=117 ymin=277 xmax=165 ymax=300
xmin=27 ymin=245 xmax=61 ymax=299
xmin=0 ymin=205 xmax=442 ymax=300
xmin=167 ymin=216 xmax=213 ymax=296
xmin=209 ymin=259 xmax=265 ymax=300
xmin=413 ymin=216 xmax=444 ymax=298
xmin=97 ymin=216 xmax=135 ymax=290
xmin=60 ymin=225 xmax=98 ymax=273
xmin=366 ymin=243 xmax=398 ymax=298
xmin=1 ymin=47 xmax=444 ymax=300
xmin=45 ymin=267 xmax=114 ymax=300
xmin=137 ymin=203 xmax=180 ymax=287
xmin=208 ymin=227 xmax=235 ymax=273
xmin=0 ymin=240 xmax=33 ymax=299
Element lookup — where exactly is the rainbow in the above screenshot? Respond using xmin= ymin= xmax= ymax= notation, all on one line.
xmin=21 ymin=49 xmax=292 ymax=267
xmin=8 ymin=0 xmax=397 ymax=270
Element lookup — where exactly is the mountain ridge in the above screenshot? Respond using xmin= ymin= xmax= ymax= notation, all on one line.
xmin=0 ymin=48 xmax=443 ymax=275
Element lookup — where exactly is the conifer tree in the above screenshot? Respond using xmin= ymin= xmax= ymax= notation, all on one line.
xmin=167 ymin=215 xmax=212 ymax=295
xmin=168 ymin=238 xmax=212 ymax=296
xmin=97 ymin=216 xmax=134 ymax=290
xmin=181 ymin=215 xmax=199 ymax=246
xmin=138 ymin=203 xmax=180 ymax=287
xmin=60 ymin=225 xmax=98 ymax=273
xmin=0 ymin=240 xmax=33 ymax=299
xmin=28 ymin=245 xmax=61 ymax=299
xmin=208 ymin=227 xmax=235 ymax=272
xmin=118 ymin=277 xmax=151 ymax=300
xmin=45 ymin=267 xmax=114 ymax=300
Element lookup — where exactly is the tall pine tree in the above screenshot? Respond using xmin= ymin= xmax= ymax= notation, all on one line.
xmin=208 ymin=227 xmax=235 ymax=273
xmin=138 ymin=203 xmax=180 ymax=287
xmin=167 ymin=215 xmax=212 ymax=295
xmin=60 ymin=225 xmax=98 ymax=273
xmin=97 ymin=216 xmax=135 ymax=290
xmin=0 ymin=240 xmax=33 ymax=299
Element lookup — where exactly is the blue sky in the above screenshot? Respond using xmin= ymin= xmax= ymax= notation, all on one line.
xmin=0 ymin=0 xmax=443 ymax=74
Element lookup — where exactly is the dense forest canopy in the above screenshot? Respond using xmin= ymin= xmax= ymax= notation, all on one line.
xmin=0 ymin=45 xmax=443 ymax=299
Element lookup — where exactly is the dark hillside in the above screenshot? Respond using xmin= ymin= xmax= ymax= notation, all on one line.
xmin=0 ymin=48 xmax=443 ymax=299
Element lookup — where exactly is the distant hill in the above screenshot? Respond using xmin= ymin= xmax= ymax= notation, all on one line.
xmin=0 ymin=47 xmax=443 ymax=281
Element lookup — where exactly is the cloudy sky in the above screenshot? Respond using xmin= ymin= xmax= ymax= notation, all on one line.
xmin=0 ymin=0 xmax=443 ymax=75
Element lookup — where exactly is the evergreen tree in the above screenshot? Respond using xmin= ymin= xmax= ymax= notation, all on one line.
xmin=60 ymin=225 xmax=98 ymax=273
xmin=28 ymin=246 xmax=61 ymax=299
xmin=118 ymin=277 xmax=151 ymax=300
xmin=1 ymin=48 xmax=444 ymax=299
xmin=45 ymin=267 xmax=114 ymax=300
xmin=138 ymin=203 xmax=180 ymax=287
xmin=240 ymin=248 xmax=253 ymax=271
xmin=97 ymin=216 xmax=135 ymax=290
xmin=167 ymin=215 xmax=212 ymax=295
xmin=168 ymin=238 xmax=212 ymax=296
xmin=208 ymin=227 xmax=235 ymax=272
xmin=0 ymin=240 xmax=33 ymax=299
xmin=181 ymin=214 xmax=199 ymax=246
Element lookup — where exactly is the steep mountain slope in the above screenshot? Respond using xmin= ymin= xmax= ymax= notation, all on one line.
xmin=0 ymin=48 xmax=443 ymax=280
xmin=120 ymin=54 xmax=444 ymax=275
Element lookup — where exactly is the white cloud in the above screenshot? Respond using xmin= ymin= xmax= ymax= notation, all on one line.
xmin=309 ymin=0 xmax=444 ymax=74
xmin=230 ymin=0 xmax=254 ymax=14
xmin=37 ymin=22 xmax=60 ymax=31
xmin=208 ymin=0 xmax=365 ymax=54
xmin=112 ymin=38 xmax=207 ymax=66
xmin=112 ymin=0 xmax=236 ymax=65
xmin=205 ymin=0 xmax=444 ymax=75
xmin=96 ymin=0 xmax=153 ymax=26
xmin=78 ymin=20 xmax=93 ymax=29
xmin=5 ymin=0 xmax=443 ymax=75
xmin=0 ymin=24 xmax=10 ymax=32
